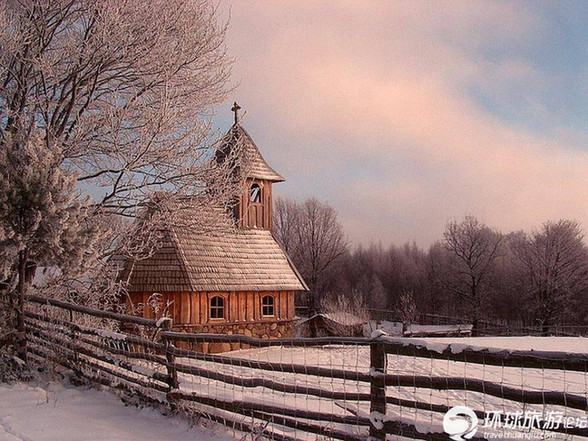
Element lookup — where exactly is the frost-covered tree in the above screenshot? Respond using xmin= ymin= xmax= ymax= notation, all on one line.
xmin=0 ymin=0 xmax=241 ymax=360
xmin=0 ymin=0 xmax=235 ymax=212
xmin=396 ymin=290 xmax=418 ymax=327
xmin=439 ymin=216 xmax=503 ymax=335
xmin=0 ymin=0 xmax=241 ymax=276
xmin=0 ymin=131 xmax=100 ymax=358
xmin=355 ymin=273 xmax=388 ymax=310
xmin=0 ymin=0 xmax=240 ymax=239
xmin=273 ymin=197 xmax=348 ymax=316
xmin=511 ymin=220 xmax=588 ymax=335
xmin=273 ymin=197 xmax=300 ymax=255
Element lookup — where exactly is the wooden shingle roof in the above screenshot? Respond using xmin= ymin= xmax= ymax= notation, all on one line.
xmin=125 ymin=227 xmax=308 ymax=293
xmin=216 ymin=124 xmax=285 ymax=182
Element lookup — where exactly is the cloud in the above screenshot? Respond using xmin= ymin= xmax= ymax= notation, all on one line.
xmin=220 ymin=1 xmax=588 ymax=246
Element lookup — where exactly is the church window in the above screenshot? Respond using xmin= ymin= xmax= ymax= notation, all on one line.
xmin=262 ymin=295 xmax=275 ymax=317
xmin=210 ymin=296 xmax=225 ymax=319
xmin=251 ymin=183 xmax=262 ymax=203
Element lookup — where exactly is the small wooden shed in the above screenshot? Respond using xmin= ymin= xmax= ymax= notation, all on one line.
xmin=122 ymin=105 xmax=308 ymax=344
xmin=297 ymin=313 xmax=367 ymax=338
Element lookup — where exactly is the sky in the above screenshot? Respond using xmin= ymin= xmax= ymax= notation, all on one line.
xmin=214 ymin=1 xmax=588 ymax=247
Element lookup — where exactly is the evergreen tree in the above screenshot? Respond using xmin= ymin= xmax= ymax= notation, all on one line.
xmin=0 ymin=131 xmax=100 ymax=358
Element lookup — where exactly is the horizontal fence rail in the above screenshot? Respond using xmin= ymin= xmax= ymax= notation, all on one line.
xmin=23 ymin=296 xmax=588 ymax=441
xmin=27 ymin=295 xmax=160 ymax=327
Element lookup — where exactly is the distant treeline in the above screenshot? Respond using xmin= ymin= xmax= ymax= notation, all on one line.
xmin=274 ymin=197 xmax=588 ymax=335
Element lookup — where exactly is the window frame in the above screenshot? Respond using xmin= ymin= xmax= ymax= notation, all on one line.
xmin=261 ymin=295 xmax=275 ymax=317
xmin=209 ymin=295 xmax=225 ymax=320
xmin=250 ymin=183 xmax=262 ymax=204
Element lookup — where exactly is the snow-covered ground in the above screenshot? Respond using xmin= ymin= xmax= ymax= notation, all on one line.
xmin=172 ymin=336 xmax=588 ymax=439
xmin=0 ymin=381 xmax=234 ymax=441
xmin=423 ymin=336 xmax=588 ymax=353
xmin=7 ymin=337 xmax=585 ymax=441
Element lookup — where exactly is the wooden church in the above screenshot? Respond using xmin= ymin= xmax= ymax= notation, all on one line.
xmin=123 ymin=104 xmax=308 ymax=344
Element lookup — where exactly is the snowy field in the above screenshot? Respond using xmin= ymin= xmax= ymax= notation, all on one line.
xmin=0 ymin=381 xmax=234 ymax=441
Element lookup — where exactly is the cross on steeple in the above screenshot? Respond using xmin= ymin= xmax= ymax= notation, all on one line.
xmin=231 ymin=102 xmax=241 ymax=125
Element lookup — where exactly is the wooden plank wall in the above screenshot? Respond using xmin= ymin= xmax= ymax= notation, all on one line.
xmin=237 ymin=179 xmax=273 ymax=230
xmin=128 ymin=291 xmax=295 ymax=325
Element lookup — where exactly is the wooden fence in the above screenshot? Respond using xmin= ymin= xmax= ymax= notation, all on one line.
xmin=24 ymin=296 xmax=588 ymax=440
xmin=424 ymin=313 xmax=588 ymax=337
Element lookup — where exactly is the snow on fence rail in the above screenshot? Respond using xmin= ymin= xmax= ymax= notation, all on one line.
xmin=24 ymin=296 xmax=588 ymax=441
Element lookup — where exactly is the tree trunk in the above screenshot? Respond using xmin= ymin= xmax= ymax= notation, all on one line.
xmin=309 ymin=293 xmax=318 ymax=337
xmin=16 ymin=250 xmax=28 ymax=362
xmin=541 ymin=318 xmax=550 ymax=336
xmin=471 ymin=316 xmax=479 ymax=337
xmin=470 ymin=298 xmax=481 ymax=337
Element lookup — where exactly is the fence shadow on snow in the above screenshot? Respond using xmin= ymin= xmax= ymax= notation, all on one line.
xmin=24 ymin=295 xmax=588 ymax=440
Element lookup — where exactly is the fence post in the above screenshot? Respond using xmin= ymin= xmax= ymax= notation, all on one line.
xmin=16 ymin=251 xmax=28 ymax=363
xmin=69 ymin=309 xmax=80 ymax=373
xmin=159 ymin=318 xmax=179 ymax=391
xmin=370 ymin=338 xmax=387 ymax=440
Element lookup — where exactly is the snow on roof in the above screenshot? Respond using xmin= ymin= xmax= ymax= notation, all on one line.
xmin=299 ymin=312 xmax=367 ymax=327
xmin=124 ymin=227 xmax=308 ymax=292
xmin=322 ymin=312 xmax=367 ymax=326
xmin=216 ymin=124 xmax=285 ymax=182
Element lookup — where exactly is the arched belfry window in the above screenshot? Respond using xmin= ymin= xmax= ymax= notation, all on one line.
xmin=262 ymin=295 xmax=275 ymax=317
xmin=210 ymin=296 xmax=225 ymax=319
xmin=250 ymin=183 xmax=262 ymax=203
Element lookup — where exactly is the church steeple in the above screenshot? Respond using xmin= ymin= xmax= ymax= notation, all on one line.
xmin=216 ymin=104 xmax=284 ymax=231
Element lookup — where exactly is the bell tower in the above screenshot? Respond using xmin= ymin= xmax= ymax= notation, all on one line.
xmin=239 ymin=178 xmax=273 ymax=230
xmin=217 ymin=103 xmax=285 ymax=231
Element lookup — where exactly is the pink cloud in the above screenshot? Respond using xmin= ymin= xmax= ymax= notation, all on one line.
xmin=221 ymin=1 xmax=588 ymax=246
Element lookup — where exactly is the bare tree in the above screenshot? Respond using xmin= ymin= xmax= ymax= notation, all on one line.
xmin=511 ymin=220 xmax=588 ymax=335
xmin=273 ymin=197 xmax=300 ymax=254
xmin=355 ymin=272 xmax=387 ymax=310
xmin=0 ymin=0 xmax=243 ymax=277
xmin=396 ymin=289 xmax=418 ymax=328
xmin=0 ymin=0 xmax=237 ymax=216
xmin=273 ymin=197 xmax=348 ymax=316
xmin=439 ymin=215 xmax=503 ymax=335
